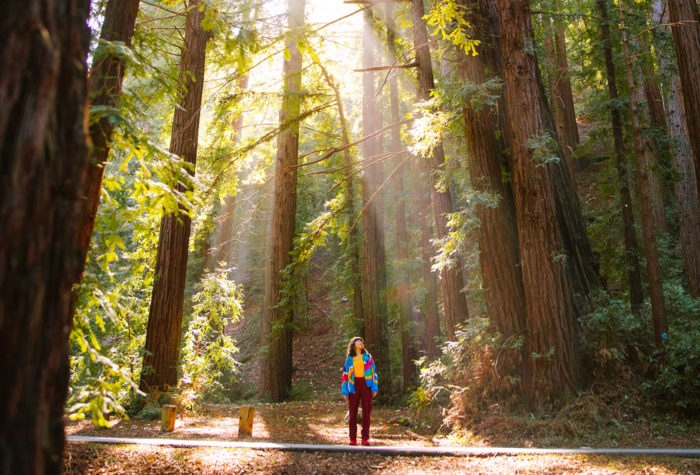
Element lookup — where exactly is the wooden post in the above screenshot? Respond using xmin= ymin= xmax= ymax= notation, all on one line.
xmin=238 ymin=406 xmax=254 ymax=437
xmin=161 ymin=405 xmax=177 ymax=432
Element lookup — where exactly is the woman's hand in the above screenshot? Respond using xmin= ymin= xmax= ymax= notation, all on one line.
xmin=372 ymin=392 xmax=377 ymax=398
xmin=344 ymin=395 xmax=348 ymax=401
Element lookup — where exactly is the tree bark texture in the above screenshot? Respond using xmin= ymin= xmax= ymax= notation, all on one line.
xmin=385 ymin=2 xmax=417 ymax=389
xmin=495 ymin=0 xmax=582 ymax=400
xmin=418 ymin=186 xmax=442 ymax=359
xmin=76 ymin=0 xmax=141 ymax=261
xmin=667 ymin=0 xmax=700 ymax=199
xmin=652 ymin=0 xmax=700 ymax=297
xmin=140 ymin=0 xmax=209 ymax=392
xmin=459 ymin=0 xmax=527 ymax=347
xmin=618 ymin=1 xmax=668 ymax=345
xmin=259 ymin=0 xmax=305 ymax=401
xmin=412 ymin=0 xmax=470 ymax=341
xmin=543 ymin=15 xmax=580 ymax=172
xmin=360 ymin=8 xmax=391 ymax=387
xmin=0 ymin=0 xmax=91 ymax=472
xmin=637 ymin=43 xmax=670 ymax=234
xmin=596 ymin=0 xmax=644 ymax=312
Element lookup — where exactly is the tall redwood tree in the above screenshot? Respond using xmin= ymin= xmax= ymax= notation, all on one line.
xmin=411 ymin=0 xmax=470 ymax=340
xmin=259 ymin=0 xmax=306 ymax=401
xmin=459 ymin=0 xmax=527 ymax=372
xmin=667 ymin=0 xmax=700 ymax=199
xmin=76 ymin=0 xmax=142 ymax=260
xmin=140 ymin=0 xmax=210 ymax=391
xmin=596 ymin=0 xmax=644 ymax=312
xmin=360 ymin=8 xmax=391 ymax=385
xmin=494 ymin=0 xmax=582 ymax=399
xmin=0 ymin=0 xmax=91 ymax=472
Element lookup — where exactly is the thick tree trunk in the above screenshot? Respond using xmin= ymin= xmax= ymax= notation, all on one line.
xmin=494 ymin=0 xmax=581 ymax=400
xmin=360 ymin=8 xmax=391 ymax=387
xmin=411 ymin=0 xmax=470 ymax=341
xmin=618 ymin=2 xmax=668 ymax=345
xmin=418 ymin=187 xmax=442 ymax=359
xmin=139 ymin=0 xmax=209 ymax=392
xmin=667 ymin=0 xmax=700 ymax=199
xmin=76 ymin=0 xmax=141 ymax=260
xmin=652 ymin=0 xmax=700 ymax=297
xmin=538 ymin=11 xmax=603 ymax=306
xmin=259 ymin=0 xmax=305 ymax=401
xmin=638 ymin=48 xmax=670 ymax=233
xmin=596 ymin=0 xmax=644 ymax=312
xmin=0 ymin=0 xmax=91 ymax=472
xmin=385 ymin=2 xmax=416 ymax=389
xmin=458 ymin=0 xmax=527 ymax=371
xmin=543 ymin=14 xmax=580 ymax=172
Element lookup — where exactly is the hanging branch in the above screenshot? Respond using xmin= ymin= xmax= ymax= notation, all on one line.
xmin=205 ymin=101 xmax=337 ymax=197
xmin=294 ymin=118 xmax=413 ymax=169
xmin=350 ymin=153 xmax=412 ymax=230
xmin=354 ymin=62 xmax=418 ymax=72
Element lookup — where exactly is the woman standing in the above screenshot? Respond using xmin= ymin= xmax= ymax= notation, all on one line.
xmin=341 ymin=337 xmax=378 ymax=445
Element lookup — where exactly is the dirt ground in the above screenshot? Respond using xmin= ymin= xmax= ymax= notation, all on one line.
xmin=64 ymin=398 xmax=700 ymax=473
xmin=64 ymin=442 xmax=700 ymax=474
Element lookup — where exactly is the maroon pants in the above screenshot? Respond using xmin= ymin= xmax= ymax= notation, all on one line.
xmin=348 ymin=377 xmax=372 ymax=441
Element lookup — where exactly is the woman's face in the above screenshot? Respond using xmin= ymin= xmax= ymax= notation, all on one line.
xmin=354 ymin=339 xmax=363 ymax=352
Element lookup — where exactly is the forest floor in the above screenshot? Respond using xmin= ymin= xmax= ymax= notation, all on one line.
xmin=64 ymin=268 xmax=700 ymax=473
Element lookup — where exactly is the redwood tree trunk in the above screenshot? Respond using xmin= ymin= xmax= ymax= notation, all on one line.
xmin=596 ymin=0 xmax=644 ymax=312
xmin=652 ymin=0 xmax=700 ymax=297
xmin=418 ymin=187 xmax=442 ymax=359
xmin=544 ymin=13 xmax=580 ymax=172
xmin=495 ymin=0 xmax=581 ymax=400
xmin=459 ymin=0 xmax=527 ymax=363
xmin=412 ymin=0 xmax=470 ymax=341
xmin=638 ymin=47 xmax=670 ymax=233
xmin=259 ymin=0 xmax=305 ymax=401
xmin=76 ymin=0 xmax=141 ymax=260
xmin=667 ymin=0 xmax=700 ymax=199
xmin=361 ymin=8 xmax=391 ymax=386
xmin=139 ymin=0 xmax=209 ymax=391
xmin=386 ymin=2 xmax=416 ymax=389
xmin=618 ymin=2 xmax=668 ymax=345
xmin=0 ymin=0 xmax=91 ymax=472
xmin=459 ymin=0 xmax=525 ymax=335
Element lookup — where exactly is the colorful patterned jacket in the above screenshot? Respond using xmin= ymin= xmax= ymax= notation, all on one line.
xmin=341 ymin=352 xmax=378 ymax=396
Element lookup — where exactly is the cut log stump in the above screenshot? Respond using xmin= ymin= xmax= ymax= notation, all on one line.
xmin=238 ymin=406 xmax=254 ymax=438
xmin=161 ymin=405 xmax=176 ymax=432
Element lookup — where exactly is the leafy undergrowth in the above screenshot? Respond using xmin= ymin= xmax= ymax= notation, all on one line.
xmin=453 ymin=386 xmax=700 ymax=448
xmin=63 ymin=443 xmax=700 ymax=474
xmin=445 ymin=381 xmax=700 ymax=450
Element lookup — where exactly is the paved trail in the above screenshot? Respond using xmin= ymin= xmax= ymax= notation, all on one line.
xmin=67 ymin=435 xmax=700 ymax=458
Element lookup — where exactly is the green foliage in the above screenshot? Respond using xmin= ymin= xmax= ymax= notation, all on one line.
xmin=527 ymin=132 xmax=561 ymax=168
xmin=415 ymin=317 xmax=523 ymax=427
xmin=643 ymin=284 xmax=700 ymax=412
xmin=180 ymin=267 xmax=243 ymax=404
xmin=578 ymin=291 xmax=649 ymax=378
xmin=579 ymin=288 xmax=700 ymax=414
xmin=424 ymin=0 xmax=481 ymax=56
xmin=288 ymin=381 xmax=314 ymax=401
